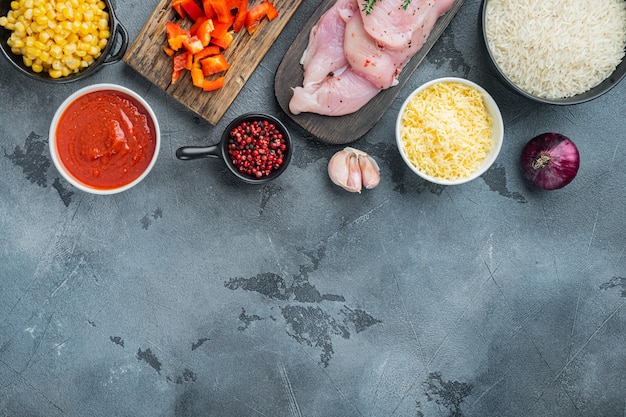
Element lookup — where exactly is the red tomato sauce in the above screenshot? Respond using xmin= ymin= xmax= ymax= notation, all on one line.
xmin=55 ymin=90 xmax=157 ymax=190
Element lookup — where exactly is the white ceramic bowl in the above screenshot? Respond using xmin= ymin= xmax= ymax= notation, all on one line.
xmin=395 ymin=77 xmax=503 ymax=186
xmin=49 ymin=83 xmax=160 ymax=195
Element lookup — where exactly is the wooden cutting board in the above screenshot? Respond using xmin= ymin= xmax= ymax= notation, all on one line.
xmin=274 ymin=0 xmax=466 ymax=144
xmin=124 ymin=0 xmax=303 ymax=125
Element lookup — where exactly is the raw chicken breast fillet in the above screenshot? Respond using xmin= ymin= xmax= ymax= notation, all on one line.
xmin=299 ymin=0 xmax=358 ymax=87
xmin=359 ymin=0 xmax=436 ymax=50
xmin=289 ymin=66 xmax=381 ymax=116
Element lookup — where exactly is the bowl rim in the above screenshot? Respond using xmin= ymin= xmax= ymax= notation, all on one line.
xmin=49 ymin=83 xmax=161 ymax=195
xmin=395 ymin=76 xmax=504 ymax=186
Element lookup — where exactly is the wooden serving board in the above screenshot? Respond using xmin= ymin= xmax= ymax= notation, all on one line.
xmin=124 ymin=0 xmax=303 ymax=125
xmin=274 ymin=0 xmax=465 ymax=144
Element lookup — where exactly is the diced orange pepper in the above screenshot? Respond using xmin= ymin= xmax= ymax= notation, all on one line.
xmin=201 ymin=0 xmax=216 ymax=18
xmin=180 ymin=0 xmax=206 ymax=21
xmin=166 ymin=21 xmax=190 ymax=51
xmin=196 ymin=18 xmax=215 ymax=46
xmin=183 ymin=35 xmax=205 ymax=54
xmin=210 ymin=20 xmax=229 ymax=39
xmin=172 ymin=67 xmax=183 ymax=84
xmin=210 ymin=21 xmax=233 ymax=49
xmin=193 ymin=45 xmax=221 ymax=63
xmin=172 ymin=52 xmax=190 ymax=84
xmin=163 ymin=45 xmax=176 ymax=56
xmin=202 ymin=76 xmax=225 ymax=91
xmin=201 ymin=54 xmax=230 ymax=76
xmin=232 ymin=0 xmax=247 ymax=32
xmin=210 ymin=0 xmax=234 ymax=24
xmin=210 ymin=31 xmax=233 ymax=49
xmin=171 ymin=0 xmax=187 ymax=18
xmin=191 ymin=66 xmax=205 ymax=88
xmin=190 ymin=16 xmax=208 ymax=35
xmin=245 ymin=1 xmax=278 ymax=34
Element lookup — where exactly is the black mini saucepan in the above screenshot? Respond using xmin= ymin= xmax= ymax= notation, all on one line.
xmin=176 ymin=113 xmax=293 ymax=184
xmin=0 ymin=0 xmax=128 ymax=82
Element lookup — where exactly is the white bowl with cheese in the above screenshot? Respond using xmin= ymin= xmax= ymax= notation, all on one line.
xmin=396 ymin=77 xmax=503 ymax=186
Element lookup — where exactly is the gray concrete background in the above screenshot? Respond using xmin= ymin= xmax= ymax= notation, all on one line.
xmin=1 ymin=0 xmax=625 ymax=416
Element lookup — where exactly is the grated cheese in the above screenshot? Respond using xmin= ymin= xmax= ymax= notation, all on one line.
xmin=400 ymin=81 xmax=493 ymax=181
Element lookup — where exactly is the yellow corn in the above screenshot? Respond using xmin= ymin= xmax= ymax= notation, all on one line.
xmin=49 ymin=69 xmax=63 ymax=78
xmin=0 ymin=0 xmax=110 ymax=79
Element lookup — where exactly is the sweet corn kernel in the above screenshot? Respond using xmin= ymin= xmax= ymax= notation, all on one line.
xmin=63 ymin=43 xmax=76 ymax=55
xmin=64 ymin=56 xmax=80 ymax=70
xmin=35 ymin=15 xmax=48 ymax=26
xmin=11 ymin=38 xmax=25 ymax=48
xmin=49 ymin=44 xmax=62 ymax=58
xmin=49 ymin=69 xmax=63 ymax=78
xmin=62 ymin=7 xmax=73 ymax=20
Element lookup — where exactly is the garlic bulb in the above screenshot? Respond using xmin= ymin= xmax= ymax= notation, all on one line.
xmin=328 ymin=147 xmax=380 ymax=193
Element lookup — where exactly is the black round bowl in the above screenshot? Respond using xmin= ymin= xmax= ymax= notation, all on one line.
xmin=0 ymin=0 xmax=128 ymax=83
xmin=479 ymin=0 xmax=626 ymax=105
xmin=176 ymin=113 xmax=293 ymax=184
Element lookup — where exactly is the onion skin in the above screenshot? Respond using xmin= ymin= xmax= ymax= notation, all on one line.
xmin=520 ymin=133 xmax=580 ymax=190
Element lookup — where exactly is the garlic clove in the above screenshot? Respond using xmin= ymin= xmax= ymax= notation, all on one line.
xmin=328 ymin=149 xmax=350 ymax=184
xmin=359 ymin=154 xmax=380 ymax=189
xmin=346 ymin=153 xmax=363 ymax=193
xmin=328 ymin=149 xmax=362 ymax=193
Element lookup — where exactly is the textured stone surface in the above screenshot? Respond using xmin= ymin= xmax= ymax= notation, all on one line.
xmin=1 ymin=0 xmax=625 ymax=416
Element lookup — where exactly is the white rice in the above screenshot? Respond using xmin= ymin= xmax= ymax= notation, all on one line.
xmin=485 ymin=0 xmax=626 ymax=100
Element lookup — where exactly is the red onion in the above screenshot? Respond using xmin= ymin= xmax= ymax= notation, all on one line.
xmin=520 ymin=133 xmax=580 ymax=190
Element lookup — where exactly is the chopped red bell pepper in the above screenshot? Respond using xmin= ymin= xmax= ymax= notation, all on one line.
xmin=210 ymin=0 xmax=234 ymax=24
xmin=196 ymin=18 xmax=215 ymax=46
xmin=172 ymin=51 xmax=191 ymax=84
xmin=232 ymin=0 xmax=247 ymax=32
xmin=189 ymin=16 xmax=208 ymax=35
xmin=201 ymin=0 xmax=216 ymax=18
xmin=210 ymin=21 xmax=234 ymax=49
xmin=209 ymin=20 xmax=233 ymax=47
xmin=171 ymin=0 xmax=187 ymax=18
xmin=180 ymin=0 xmax=206 ymax=21
xmin=210 ymin=31 xmax=233 ymax=49
xmin=162 ymin=45 xmax=176 ymax=56
xmin=193 ymin=45 xmax=221 ymax=63
xmin=202 ymin=76 xmax=225 ymax=91
xmin=191 ymin=66 xmax=205 ymax=88
xmin=201 ymin=53 xmax=230 ymax=76
xmin=165 ymin=21 xmax=191 ymax=51
xmin=245 ymin=1 xmax=278 ymax=34
xmin=183 ymin=35 xmax=205 ymax=54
